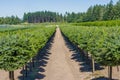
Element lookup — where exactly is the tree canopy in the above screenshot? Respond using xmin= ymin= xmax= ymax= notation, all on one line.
xmin=1 ymin=0 xmax=120 ymax=24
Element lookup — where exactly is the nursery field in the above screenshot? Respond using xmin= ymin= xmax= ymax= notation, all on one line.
xmin=0 ymin=24 xmax=120 ymax=80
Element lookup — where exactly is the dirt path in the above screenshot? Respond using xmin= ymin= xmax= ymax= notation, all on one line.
xmin=41 ymin=28 xmax=75 ymax=80
xmin=40 ymin=28 xmax=91 ymax=80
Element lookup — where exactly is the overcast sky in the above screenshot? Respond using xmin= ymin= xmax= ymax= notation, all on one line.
xmin=0 ymin=0 xmax=118 ymax=18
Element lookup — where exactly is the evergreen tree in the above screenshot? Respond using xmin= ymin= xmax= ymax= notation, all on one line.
xmin=103 ymin=0 xmax=115 ymax=20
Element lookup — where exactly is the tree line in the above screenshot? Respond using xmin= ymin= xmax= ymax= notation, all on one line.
xmin=0 ymin=16 xmax=21 ymax=24
xmin=23 ymin=11 xmax=64 ymax=23
xmin=0 ymin=0 xmax=120 ymax=24
xmin=66 ymin=0 xmax=120 ymax=22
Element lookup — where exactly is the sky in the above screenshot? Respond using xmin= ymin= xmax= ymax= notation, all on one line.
xmin=0 ymin=0 xmax=119 ymax=18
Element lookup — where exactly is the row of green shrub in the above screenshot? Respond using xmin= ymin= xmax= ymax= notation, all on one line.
xmin=61 ymin=26 xmax=120 ymax=79
xmin=72 ymin=20 xmax=120 ymax=27
xmin=0 ymin=25 xmax=55 ymax=80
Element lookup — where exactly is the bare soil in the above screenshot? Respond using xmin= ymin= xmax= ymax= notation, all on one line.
xmin=40 ymin=28 xmax=91 ymax=80
xmin=0 ymin=27 xmax=120 ymax=80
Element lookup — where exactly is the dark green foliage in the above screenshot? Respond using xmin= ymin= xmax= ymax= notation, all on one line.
xmin=103 ymin=0 xmax=115 ymax=20
xmin=23 ymin=11 xmax=64 ymax=23
xmin=65 ymin=0 xmax=120 ymax=23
